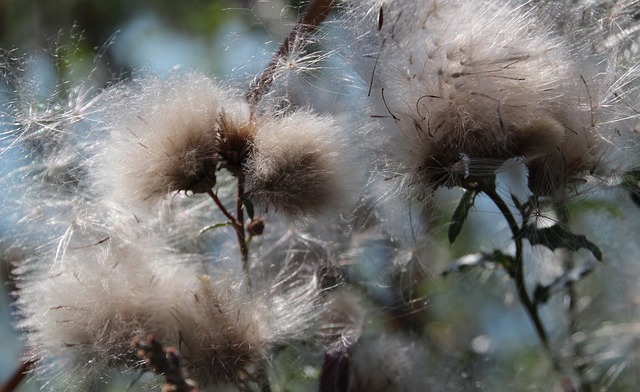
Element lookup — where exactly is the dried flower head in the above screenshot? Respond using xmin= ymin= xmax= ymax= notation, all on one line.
xmin=344 ymin=0 xmax=605 ymax=196
xmin=246 ymin=109 xmax=352 ymax=218
xmin=93 ymin=72 xmax=254 ymax=206
xmin=173 ymin=273 xmax=320 ymax=386
xmin=16 ymin=226 xmax=198 ymax=387
xmin=16 ymin=216 xmax=321 ymax=389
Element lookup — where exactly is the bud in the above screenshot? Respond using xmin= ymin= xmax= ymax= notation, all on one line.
xmin=246 ymin=217 xmax=265 ymax=236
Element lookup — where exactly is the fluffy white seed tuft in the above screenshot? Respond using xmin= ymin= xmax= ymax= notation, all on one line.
xmin=92 ymin=72 xmax=253 ymax=207
xmin=344 ymin=0 xmax=605 ymax=196
xmin=16 ymin=215 xmax=321 ymax=388
xmin=246 ymin=109 xmax=353 ymax=218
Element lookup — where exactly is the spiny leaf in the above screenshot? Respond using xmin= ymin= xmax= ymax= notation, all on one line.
xmin=197 ymin=222 xmax=233 ymax=237
xmin=243 ymin=198 xmax=255 ymax=220
xmin=511 ymin=193 xmax=523 ymax=213
xmin=534 ymin=259 xmax=598 ymax=304
xmin=522 ymin=225 xmax=602 ymax=261
xmin=442 ymin=250 xmax=515 ymax=276
xmin=622 ymin=168 xmax=640 ymax=208
xmin=448 ymin=189 xmax=478 ymax=244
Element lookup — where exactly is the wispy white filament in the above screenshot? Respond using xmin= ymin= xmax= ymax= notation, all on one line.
xmin=343 ymin=0 xmax=610 ymax=196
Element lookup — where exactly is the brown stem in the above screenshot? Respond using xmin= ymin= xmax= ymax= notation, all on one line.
xmin=132 ymin=334 xmax=199 ymax=392
xmin=236 ymin=172 xmax=250 ymax=286
xmin=246 ymin=0 xmax=335 ymax=106
xmin=1 ymin=359 xmax=34 ymax=392
xmin=207 ymin=189 xmax=250 ymax=286
xmin=207 ymin=189 xmax=239 ymax=225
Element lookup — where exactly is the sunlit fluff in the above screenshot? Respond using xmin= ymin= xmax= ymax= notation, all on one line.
xmin=344 ymin=0 xmax=606 ymax=196
xmin=246 ymin=109 xmax=354 ymax=218
xmin=92 ymin=72 xmax=253 ymax=207
xmin=16 ymin=217 xmax=321 ymax=389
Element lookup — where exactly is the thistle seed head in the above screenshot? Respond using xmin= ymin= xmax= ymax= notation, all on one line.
xmin=92 ymin=72 xmax=253 ymax=207
xmin=246 ymin=110 xmax=352 ymax=218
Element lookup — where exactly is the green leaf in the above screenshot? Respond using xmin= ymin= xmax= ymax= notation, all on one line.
xmin=197 ymin=222 xmax=233 ymax=237
xmin=448 ymin=189 xmax=478 ymax=244
xmin=243 ymin=198 xmax=255 ymax=220
xmin=622 ymin=168 xmax=640 ymax=208
xmin=442 ymin=250 xmax=515 ymax=276
xmin=534 ymin=259 xmax=598 ymax=304
xmin=522 ymin=225 xmax=602 ymax=261
xmin=511 ymin=193 xmax=523 ymax=213
xmin=567 ymin=199 xmax=623 ymax=219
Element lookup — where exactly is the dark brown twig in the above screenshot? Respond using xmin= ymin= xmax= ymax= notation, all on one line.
xmin=132 ymin=333 xmax=199 ymax=392
xmin=246 ymin=0 xmax=335 ymax=106
xmin=207 ymin=189 xmax=250 ymax=287
xmin=1 ymin=359 xmax=35 ymax=392
xmin=235 ymin=172 xmax=250 ymax=286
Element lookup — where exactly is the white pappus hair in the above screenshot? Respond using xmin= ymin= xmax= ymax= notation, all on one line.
xmin=343 ymin=0 xmax=608 ymax=197
xmin=91 ymin=71 xmax=253 ymax=208
xmin=15 ymin=215 xmax=322 ymax=389
xmin=246 ymin=109 xmax=355 ymax=218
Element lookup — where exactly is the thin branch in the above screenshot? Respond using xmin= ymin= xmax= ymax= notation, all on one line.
xmin=246 ymin=0 xmax=335 ymax=106
xmin=483 ymin=186 xmax=549 ymax=342
xmin=1 ymin=359 xmax=35 ymax=392
xmin=207 ymin=188 xmax=250 ymax=287
xmin=236 ymin=172 xmax=250 ymax=287
xmin=207 ymin=189 xmax=239 ymax=225
xmin=481 ymin=184 xmax=578 ymax=391
xmin=132 ymin=334 xmax=199 ymax=392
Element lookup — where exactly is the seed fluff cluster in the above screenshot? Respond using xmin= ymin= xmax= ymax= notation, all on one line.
xmin=20 ymin=228 xmax=320 ymax=388
xmin=341 ymin=0 xmax=631 ymax=198
xmin=6 ymin=67 xmax=351 ymax=389
xmin=4 ymin=1 xmax=640 ymax=391
xmin=92 ymin=71 xmax=353 ymax=218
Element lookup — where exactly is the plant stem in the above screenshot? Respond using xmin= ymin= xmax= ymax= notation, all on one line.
xmin=482 ymin=187 xmax=549 ymax=343
xmin=236 ymin=172 xmax=250 ymax=286
xmin=246 ymin=0 xmax=335 ymax=106
xmin=481 ymin=184 xmax=576 ymax=390
xmin=207 ymin=188 xmax=250 ymax=287
xmin=207 ymin=189 xmax=239 ymax=224
xmin=556 ymin=204 xmax=591 ymax=392
xmin=1 ymin=359 xmax=34 ymax=392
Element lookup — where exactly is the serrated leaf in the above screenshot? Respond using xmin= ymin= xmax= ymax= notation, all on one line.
xmin=622 ymin=168 xmax=640 ymax=208
xmin=534 ymin=259 xmax=598 ymax=304
xmin=448 ymin=189 xmax=478 ymax=244
xmin=522 ymin=225 xmax=602 ymax=261
xmin=243 ymin=198 xmax=255 ymax=220
xmin=511 ymin=193 xmax=523 ymax=213
xmin=442 ymin=250 xmax=515 ymax=276
xmin=197 ymin=222 xmax=233 ymax=237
